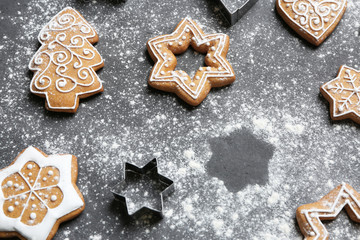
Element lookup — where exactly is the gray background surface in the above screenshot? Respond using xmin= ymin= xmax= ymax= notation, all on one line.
xmin=1 ymin=0 xmax=360 ymax=239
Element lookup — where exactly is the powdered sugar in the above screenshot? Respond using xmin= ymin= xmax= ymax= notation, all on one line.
xmin=0 ymin=0 xmax=360 ymax=239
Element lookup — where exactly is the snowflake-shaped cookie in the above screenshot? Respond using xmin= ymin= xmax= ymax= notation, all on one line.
xmin=0 ymin=147 xmax=84 ymax=240
xmin=321 ymin=66 xmax=360 ymax=124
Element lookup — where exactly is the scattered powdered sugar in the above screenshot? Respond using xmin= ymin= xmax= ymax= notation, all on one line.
xmin=211 ymin=219 xmax=224 ymax=234
xmin=0 ymin=0 xmax=360 ymax=239
xmin=252 ymin=117 xmax=270 ymax=130
xmin=285 ymin=122 xmax=305 ymax=134
xmin=267 ymin=191 xmax=280 ymax=206
xmin=183 ymin=148 xmax=195 ymax=160
xmin=89 ymin=235 xmax=102 ymax=240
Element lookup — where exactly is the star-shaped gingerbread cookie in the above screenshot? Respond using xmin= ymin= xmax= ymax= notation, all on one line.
xmin=147 ymin=17 xmax=236 ymax=106
xmin=276 ymin=0 xmax=347 ymax=46
xmin=297 ymin=183 xmax=360 ymax=240
xmin=321 ymin=65 xmax=360 ymax=124
xmin=0 ymin=146 xmax=85 ymax=240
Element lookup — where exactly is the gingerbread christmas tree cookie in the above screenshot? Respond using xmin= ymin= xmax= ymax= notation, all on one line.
xmin=321 ymin=65 xmax=360 ymax=124
xmin=0 ymin=146 xmax=85 ymax=240
xmin=29 ymin=7 xmax=104 ymax=113
xmin=276 ymin=0 xmax=347 ymax=46
xmin=297 ymin=183 xmax=360 ymax=240
xmin=147 ymin=17 xmax=236 ymax=106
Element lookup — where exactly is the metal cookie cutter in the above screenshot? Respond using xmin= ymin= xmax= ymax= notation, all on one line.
xmin=111 ymin=158 xmax=174 ymax=219
xmin=215 ymin=0 xmax=259 ymax=26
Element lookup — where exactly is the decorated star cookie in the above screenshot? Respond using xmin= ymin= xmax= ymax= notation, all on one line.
xmin=297 ymin=183 xmax=360 ymax=240
xmin=0 ymin=147 xmax=85 ymax=240
xmin=147 ymin=17 xmax=236 ymax=106
xmin=276 ymin=0 xmax=347 ymax=46
xmin=320 ymin=65 xmax=360 ymax=124
xmin=29 ymin=7 xmax=104 ymax=113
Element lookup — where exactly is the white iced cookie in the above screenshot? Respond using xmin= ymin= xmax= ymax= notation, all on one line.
xmin=0 ymin=146 xmax=85 ymax=240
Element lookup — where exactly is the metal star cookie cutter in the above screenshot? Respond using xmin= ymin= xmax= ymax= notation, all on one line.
xmin=215 ymin=0 xmax=259 ymax=26
xmin=111 ymin=158 xmax=174 ymax=219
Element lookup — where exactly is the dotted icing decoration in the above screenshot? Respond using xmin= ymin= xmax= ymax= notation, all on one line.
xmin=297 ymin=183 xmax=360 ymax=240
xmin=0 ymin=147 xmax=84 ymax=240
xmin=2 ymin=160 xmax=63 ymax=226
xmin=147 ymin=17 xmax=236 ymax=106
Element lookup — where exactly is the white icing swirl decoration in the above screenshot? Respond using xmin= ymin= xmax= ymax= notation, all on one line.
xmin=35 ymin=76 xmax=51 ymax=90
xmin=279 ymin=0 xmax=346 ymax=39
xmin=28 ymin=7 xmax=104 ymax=111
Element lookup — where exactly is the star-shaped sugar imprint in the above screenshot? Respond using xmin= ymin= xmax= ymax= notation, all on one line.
xmin=321 ymin=66 xmax=360 ymax=124
xmin=0 ymin=147 xmax=84 ymax=240
xmin=296 ymin=183 xmax=360 ymax=240
xmin=277 ymin=0 xmax=347 ymax=45
xmin=147 ymin=17 xmax=236 ymax=106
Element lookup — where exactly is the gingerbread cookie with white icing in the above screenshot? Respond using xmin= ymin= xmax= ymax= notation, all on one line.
xmin=0 ymin=146 xmax=85 ymax=240
xmin=147 ymin=17 xmax=236 ymax=106
xmin=320 ymin=65 xmax=360 ymax=124
xmin=29 ymin=7 xmax=104 ymax=113
xmin=276 ymin=0 xmax=347 ymax=46
xmin=296 ymin=183 xmax=360 ymax=240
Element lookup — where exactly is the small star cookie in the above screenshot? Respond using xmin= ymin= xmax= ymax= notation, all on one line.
xmin=0 ymin=146 xmax=85 ymax=240
xmin=321 ymin=65 xmax=360 ymax=124
xmin=147 ymin=17 xmax=236 ymax=106
xmin=276 ymin=0 xmax=347 ymax=46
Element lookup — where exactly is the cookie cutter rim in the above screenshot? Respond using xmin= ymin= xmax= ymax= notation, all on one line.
xmin=111 ymin=158 xmax=174 ymax=218
xmin=216 ymin=0 xmax=259 ymax=26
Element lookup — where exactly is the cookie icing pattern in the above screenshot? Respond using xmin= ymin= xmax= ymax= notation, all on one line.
xmin=29 ymin=7 xmax=104 ymax=112
xmin=0 ymin=147 xmax=84 ymax=240
xmin=277 ymin=0 xmax=347 ymax=45
xmin=296 ymin=183 xmax=360 ymax=240
xmin=320 ymin=65 xmax=360 ymax=123
xmin=147 ymin=17 xmax=235 ymax=106
xmin=2 ymin=161 xmax=63 ymax=226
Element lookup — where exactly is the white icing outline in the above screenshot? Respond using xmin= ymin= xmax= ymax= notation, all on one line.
xmin=148 ymin=17 xmax=235 ymax=100
xmin=299 ymin=183 xmax=360 ymax=240
xmin=278 ymin=0 xmax=346 ymax=41
xmin=29 ymin=7 xmax=103 ymax=110
xmin=321 ymin=65 xmax=360 ymax=119
xmin=0 ymin=147 xmax=83 ymax=240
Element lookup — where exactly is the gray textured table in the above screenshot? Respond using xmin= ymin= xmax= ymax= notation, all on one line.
xmin=1 ymin=0 xmax=360 ymax=239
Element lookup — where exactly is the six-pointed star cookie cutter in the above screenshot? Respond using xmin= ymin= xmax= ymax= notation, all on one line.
xmin=215 ymin=0 xmax=259 ymax=26
xmin=111 ymin=159 xmax=174 ymax=218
